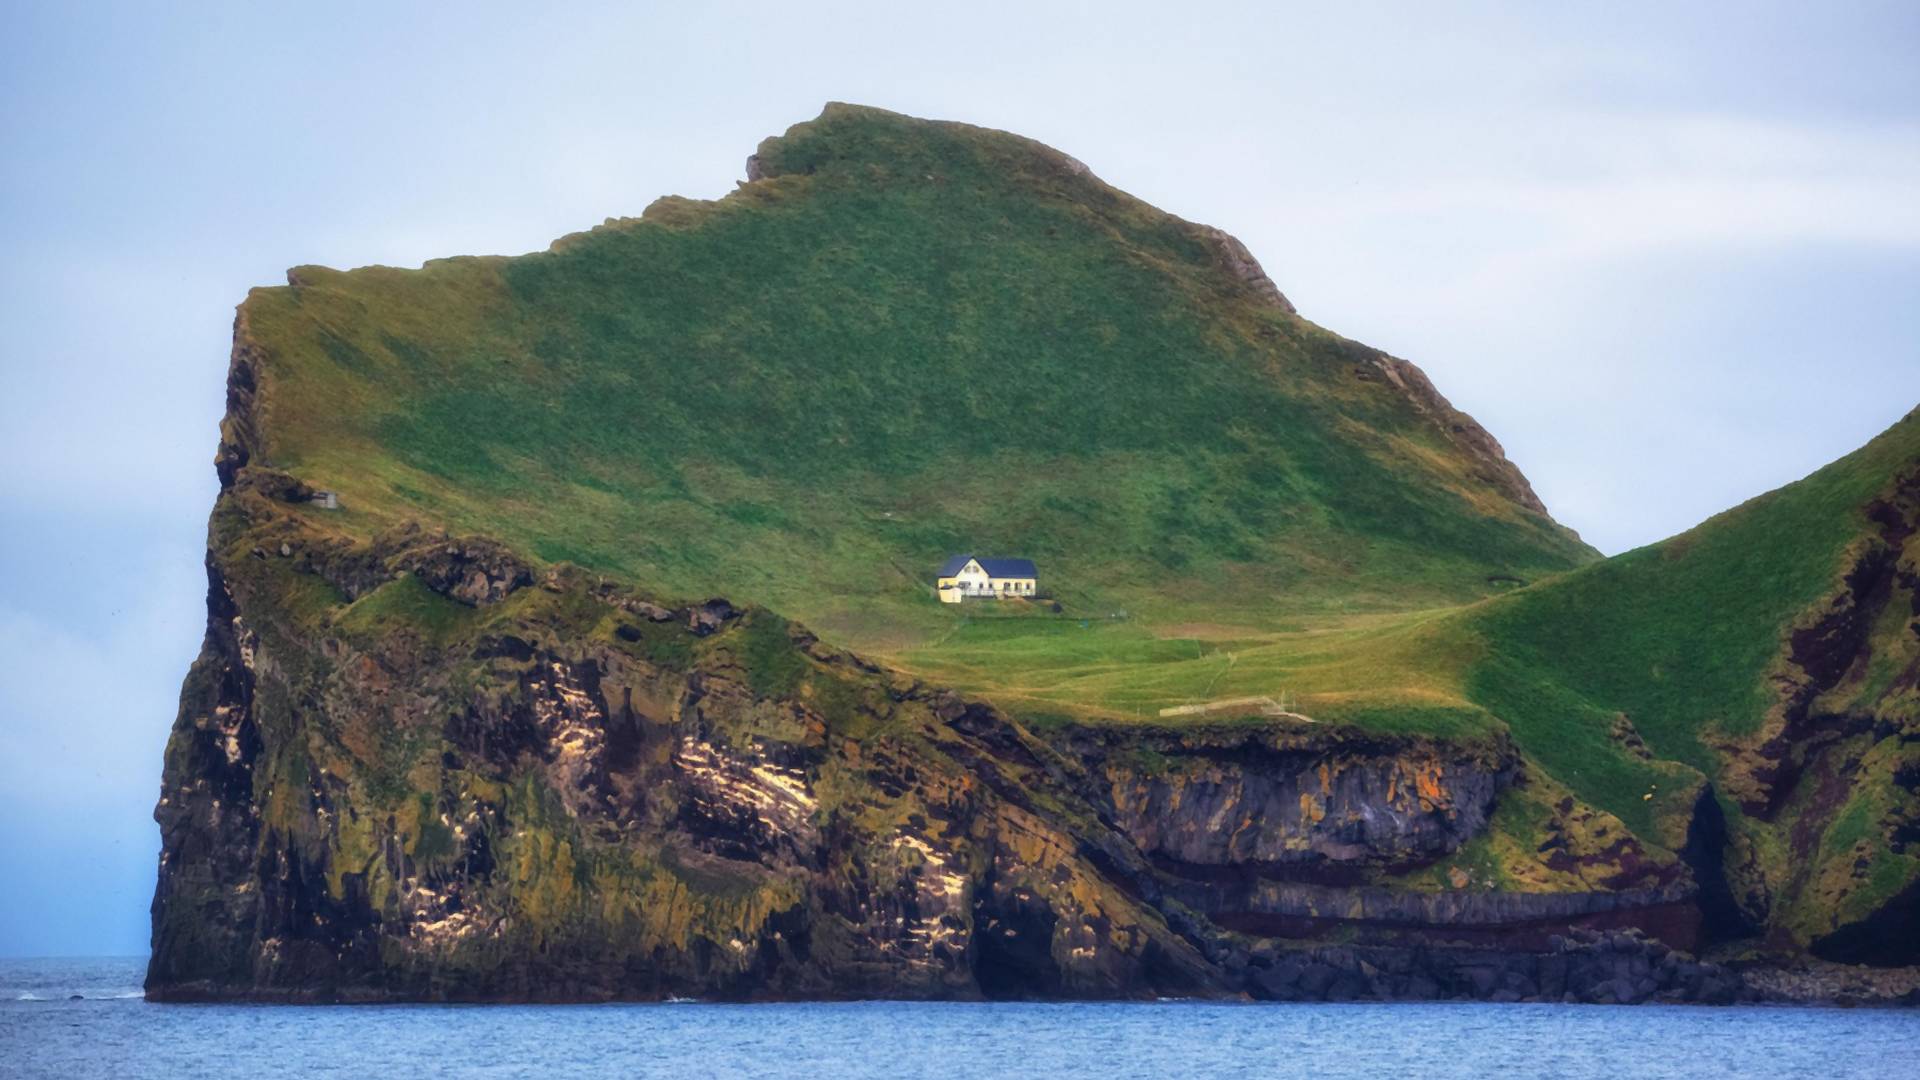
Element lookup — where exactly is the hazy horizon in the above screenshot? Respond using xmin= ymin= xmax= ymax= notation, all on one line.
xmin=3 ymin=1 xmax=1916 ymax=957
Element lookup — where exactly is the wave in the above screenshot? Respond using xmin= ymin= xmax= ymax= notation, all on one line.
xmin=11 ymin=989 xmax=146 ymax=1002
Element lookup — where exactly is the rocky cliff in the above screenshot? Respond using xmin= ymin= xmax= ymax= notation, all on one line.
xmin=148 ymin=438 xmax=1916 ymax=1002
xmin=143 ymin=442 xmax=1803 ymax=1001
xmin=143 ymin=476 xmax=1715 ymax=1001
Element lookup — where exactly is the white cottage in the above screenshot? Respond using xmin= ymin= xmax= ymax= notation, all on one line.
xmin=936 ymin=556 xmax=1038 ymax=603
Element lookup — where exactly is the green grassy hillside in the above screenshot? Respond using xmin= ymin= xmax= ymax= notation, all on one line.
xmin=1463 ymin=409 xmax=1920 ymax=950
xmin=236 ymin=103 xmax=1589 ymax=659
xmin=1470 ymin=409 xmax=1920 ymax=794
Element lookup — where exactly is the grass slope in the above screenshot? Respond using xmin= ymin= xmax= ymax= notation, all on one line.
xmin=1466 ymin=409 xmax=1920 ymax=819
xmin=1461 ymin=409 xmax=1920 ymax=929
xmin=238 ymin=103 xmax=1589 ymax=664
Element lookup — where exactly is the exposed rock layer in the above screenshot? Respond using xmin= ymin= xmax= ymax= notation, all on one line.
xmin=143 ymin=465 xmax=1763 ymax=1001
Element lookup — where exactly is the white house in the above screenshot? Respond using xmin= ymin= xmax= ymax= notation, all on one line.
xmin=936 ymin=556 xmax=1038 ymax=603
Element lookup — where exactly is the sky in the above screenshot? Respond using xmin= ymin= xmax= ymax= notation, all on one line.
xmin=1 ymin=1 xmax=1915 ymax=957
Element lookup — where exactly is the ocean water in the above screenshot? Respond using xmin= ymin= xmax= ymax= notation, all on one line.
xmin=4 ymin=957 xmax=1918 ymax=1079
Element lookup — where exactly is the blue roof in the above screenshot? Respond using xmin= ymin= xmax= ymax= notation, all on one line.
xmin=939 ymin=555 xmax=1037 ymax=578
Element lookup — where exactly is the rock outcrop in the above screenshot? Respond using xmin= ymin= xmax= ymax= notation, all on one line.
xmin=1191 ymin=224 xmax=1297 ymax=315
xmin=1352 ymin=347 xmax=1553 ymax=518
xmin=1086 ymin=728 xmax=1509 ymax=870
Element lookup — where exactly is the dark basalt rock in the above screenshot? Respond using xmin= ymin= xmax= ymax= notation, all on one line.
xmin=1245 ymin=931 xmax=1748 ymax=1005
xmin=1083 ymin=728 xmax=1512 ymax=870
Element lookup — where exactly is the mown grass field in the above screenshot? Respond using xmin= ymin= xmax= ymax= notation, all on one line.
xmin=894 ymin=407 xmax=1919 ymax=846
xmin=894 ymin=606 xmax=1497 ymax=737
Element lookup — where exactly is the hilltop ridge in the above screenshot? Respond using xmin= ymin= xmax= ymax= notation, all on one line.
xmin=235 ymin=102 xmax=1590 ymax=654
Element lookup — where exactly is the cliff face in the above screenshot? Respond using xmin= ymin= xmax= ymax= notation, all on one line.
xmin=150 ymin=444 xmax=1912 ymax=1002
xmin=151 ymin=468 xmax=1199 ymax=1000
xmin=1094 ymin=734 xmax=1508 ymax=870
xmin=146 ymin=428 xmax=1728 ymax=1002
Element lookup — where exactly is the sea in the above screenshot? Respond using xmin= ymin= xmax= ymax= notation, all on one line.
xmin=4 ymin=957 xmax=1918 ymax=1079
